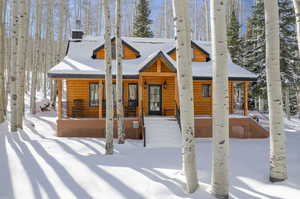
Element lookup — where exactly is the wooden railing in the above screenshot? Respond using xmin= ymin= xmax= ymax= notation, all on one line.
xmin=175 ymin=103 xmax=181 ymax=131
xmin=139 ymin=104 xmax=146 ymax=147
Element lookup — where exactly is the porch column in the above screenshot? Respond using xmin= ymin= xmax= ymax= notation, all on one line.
xmin=244 ymin=81 xmax=249 ymax=116
xmin=57 ymin=79 xmax=62 ymax=120
xmin=99 ymin=81 xmax=103 ymax=119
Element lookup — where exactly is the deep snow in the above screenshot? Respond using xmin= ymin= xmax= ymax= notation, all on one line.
xmin=0 ymin=109 xmax=299 ymax=198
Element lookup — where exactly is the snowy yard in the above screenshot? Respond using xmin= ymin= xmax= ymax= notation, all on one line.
xmin=0 ymin=112 xmax=299 ymax=199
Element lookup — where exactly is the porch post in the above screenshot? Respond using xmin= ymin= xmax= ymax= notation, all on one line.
xmin=57 ymin=79 xmax=62 ymax=120
xmin=99 ymin=80 xmax=103 ymax=118
xmin=244 ymin=81 xmax=249 ymax=116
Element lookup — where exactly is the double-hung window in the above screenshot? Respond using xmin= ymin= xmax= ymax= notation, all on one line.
xmin=89 ymin=83 xmax=99 ymax=106
xmin=128 ymin=83 xmax=138 ymax=107
xmin=202 ymin=84 xmax=211 ymax=97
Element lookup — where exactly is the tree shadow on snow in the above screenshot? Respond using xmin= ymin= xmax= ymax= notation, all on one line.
xmin=0 ymin=123 xmax=15 ymax=199
xmin=24 ymin=126 xmax=146 ymax=199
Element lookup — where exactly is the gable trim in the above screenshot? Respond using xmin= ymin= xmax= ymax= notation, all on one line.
xmin=92 ymin=37 xmax=141 ymax=58
xmin=139 ymin=51 xmax=177 ymax=73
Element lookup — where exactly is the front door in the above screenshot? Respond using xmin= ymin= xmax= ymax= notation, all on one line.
xmin=148 ymin=85 xmax=162 ymax=115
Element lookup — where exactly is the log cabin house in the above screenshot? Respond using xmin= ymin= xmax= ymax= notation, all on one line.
xmin=48 ymin=31 xmax=268 ymax=139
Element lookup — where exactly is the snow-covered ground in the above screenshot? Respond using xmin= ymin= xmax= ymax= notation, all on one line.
xmin=0 ymin=105 xmax=300 ymax=198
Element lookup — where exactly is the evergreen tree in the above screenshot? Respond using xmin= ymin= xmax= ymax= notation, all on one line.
xmin=243 ymin=0 xmax=299 ymax=102
xmin=132 ymin=0 xmax=153 ymax=37
xmin=227 ymin=10 xmax=242 ymax=65
xmin=243 ymin=2 xmax=267 ymax=98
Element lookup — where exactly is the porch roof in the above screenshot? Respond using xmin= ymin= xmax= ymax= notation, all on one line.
xmin=48 ymin=37 xmax=257 ymax=81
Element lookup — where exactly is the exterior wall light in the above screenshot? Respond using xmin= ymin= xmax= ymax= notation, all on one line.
xmin=163 ymin=81 xmax=167 ymax=89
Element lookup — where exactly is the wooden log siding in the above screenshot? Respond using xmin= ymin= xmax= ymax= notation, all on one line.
xmin=66 ymin=79 xmax=236 ymax=118
xmin=66 ymin=79 xmax=140 ymax=118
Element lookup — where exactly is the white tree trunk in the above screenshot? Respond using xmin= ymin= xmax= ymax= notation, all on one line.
xmin=30 ymin=0 xmax=42 ymax=115
xmin=172 ymin=0 xmax=198 ymax=193
xmin=57 ymin=0 xmax=65 ymax=63
xmin=210 ymin=0 xmax=229 ymax=198
xmin=96 ymin=0 xmax=103 ymax=35
xmin=10 ymin=0 xmax=18 ymax=131
xmin=103 ymin=0 xmax=114 ymax=155
xmin=264 ymin=0 xmax=287 ymax=182
xmin=16 ymin=0 xmax=28 ymax=128
xmin=0 ymin=0 xmax=5 ymax=123
xmin=115 ymin=0 xmax=125 ymax=144
xmin=45 ymin=0 xmax=54 ymax=100
xmin=293 ymin=0 xmax=300 ymax=53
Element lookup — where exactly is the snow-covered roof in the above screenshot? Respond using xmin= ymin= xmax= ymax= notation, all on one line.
xmin=48 ymin=36 xmax=256 ymax=81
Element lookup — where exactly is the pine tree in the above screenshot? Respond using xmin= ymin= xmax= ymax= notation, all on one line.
xmin=132 ymin=0 xmax=153 ymax=37
xmin=243 ymin=0 xmax=299 ymax=102
xmin=227 ymin=9 xmax=242 ymax=65
xmin=243 ymin=2 xmax=267 ymax=99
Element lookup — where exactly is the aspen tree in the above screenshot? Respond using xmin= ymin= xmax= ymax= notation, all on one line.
xmin=45 ymin=0 xmax=54 ymax=100
xmin=103 ymin=0 xmax=114 ymax=155
xmin=115 ymin=0 xmax=125 ymax=144
xmin=0 ymin=0 xmax=5 ymax=123
xmin=10 ymin=0 xmax=18 ymax=131
xmin=16 ymin=0 xmax=28 ymax=128
xmin=30 ymin=0 xmax=42 ymax=114
xmin=264 ymin=0 xmax=287 ymax=182
xmin=210 ymin=0 xmax=230 ymax=198
xmin=172 ymin=0 xmax=198 ymax=193
xmin=96 ymin=0 xmax=103 ymax=35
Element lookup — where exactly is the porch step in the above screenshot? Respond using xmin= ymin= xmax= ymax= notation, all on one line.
xmin=144 ymin=117 xmax=181 ymax=148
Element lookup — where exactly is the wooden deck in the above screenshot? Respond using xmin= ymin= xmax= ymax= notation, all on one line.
xmin=56 ymin=116 xmax=268 ymax=139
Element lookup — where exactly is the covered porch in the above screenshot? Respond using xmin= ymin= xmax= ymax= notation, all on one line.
xmin=53 ymin=78 xmax=264 ymax=139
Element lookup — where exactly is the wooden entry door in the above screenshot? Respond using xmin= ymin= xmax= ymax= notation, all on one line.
xmin=148 ymin=85 xmax=162 ymax=115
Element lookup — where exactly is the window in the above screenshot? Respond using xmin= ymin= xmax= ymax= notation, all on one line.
xmin=89 ymin=83 xmax=99 ymax=106
xmin=202 ymin=84 xmax=211 ymax=97
xmin=128 ymin=84 xmax=137 ymax=101
xmin=128 ymin=83 xmax=138 ymax=107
